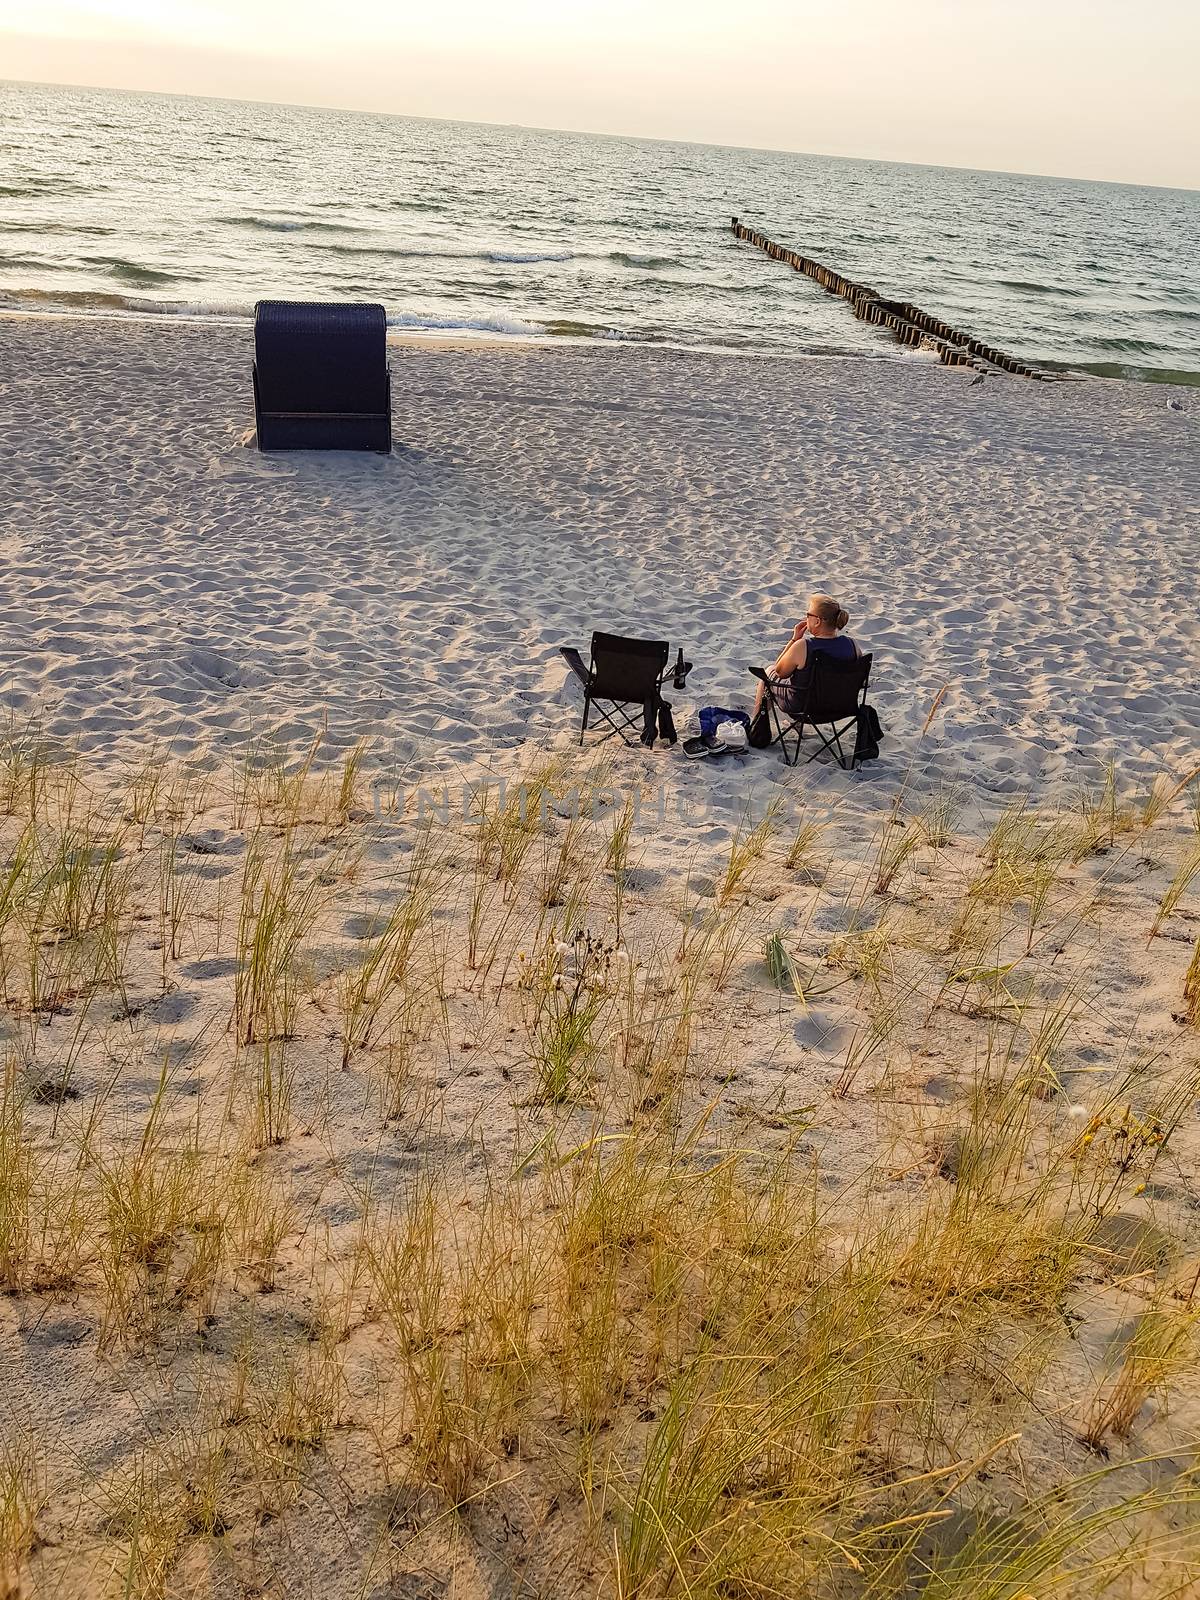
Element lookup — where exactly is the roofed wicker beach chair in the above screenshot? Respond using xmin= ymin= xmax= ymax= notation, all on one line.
xmin=749 ymin=653 xmax=873 ymax=768
xmin=561 ymin=632 xmax=677 ymax=747
xmin=253 ymin=300 xmax=392 ymax=452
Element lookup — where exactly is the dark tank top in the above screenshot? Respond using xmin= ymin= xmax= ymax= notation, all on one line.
xmin=806 ymin=635 xmax=856 ymax=662
xmin=779 ymin=634 xmax=858 ymax=706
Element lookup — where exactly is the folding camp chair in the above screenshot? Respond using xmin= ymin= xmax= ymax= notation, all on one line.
xmin=561 ymin=633 xmax=672 ymax=747
xmin=749 ymin=654 xmax=873 ymax=768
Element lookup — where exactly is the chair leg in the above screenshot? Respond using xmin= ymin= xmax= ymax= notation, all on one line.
xmin=581 ymin=698 xmax=645 ymax=748
xmin=763 ymin=693 xmax=803 ymax=766
xmin=781 ymin=717 xmax=805 ymax=766
xmin=763 ymin=698 xmax=862 ymax=772
xmin=837 ymin=721 xmax=858 ymax=770
xmin=804 ymin=718 xmax=857 ymax=769
xmin=766 ymin=698 xmax=786 ymax=762
xmin=804 ymin=727 xmax=836 ymax=765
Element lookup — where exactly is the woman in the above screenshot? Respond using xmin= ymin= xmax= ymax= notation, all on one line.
xmin=752 ymin=593 xmax=861 ymax=724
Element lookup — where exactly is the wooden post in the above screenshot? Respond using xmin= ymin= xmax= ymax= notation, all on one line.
xmin=727 ymin=216 xmax=1044 ymax=378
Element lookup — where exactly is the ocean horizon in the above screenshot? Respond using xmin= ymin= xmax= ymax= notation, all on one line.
xmin=3 ymin=76 xmax=1199 ymax=384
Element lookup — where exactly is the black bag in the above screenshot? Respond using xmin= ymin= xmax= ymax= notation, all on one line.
xmin=748 ymin=706 xmax=773 ymax=749
xmin=854 ymin=704 xmax=883 ymax=763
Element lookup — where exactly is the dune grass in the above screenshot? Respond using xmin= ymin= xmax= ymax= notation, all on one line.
xmin=1 ymin=741 xmax=1199 ymax=1596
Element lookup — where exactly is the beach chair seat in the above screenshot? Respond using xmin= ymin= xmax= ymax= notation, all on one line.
xmin=253 ymin=300 xmax=391 ymax=452
xmin=561 ymin=632 xmax=672 ymax=747
xmin=749 ymin=654 xmax=873 ymax=768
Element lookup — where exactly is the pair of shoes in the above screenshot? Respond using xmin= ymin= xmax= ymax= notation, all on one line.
xmin=683 ymin=734 xmax=741 ymax=761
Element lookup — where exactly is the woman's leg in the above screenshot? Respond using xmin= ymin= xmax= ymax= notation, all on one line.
xmin=750 ymin=671 xmax=781 ymax=748
xmin=754 ymin=671 xmax=791 ymax=718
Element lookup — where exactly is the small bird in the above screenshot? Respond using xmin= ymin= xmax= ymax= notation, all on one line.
xmin=968 ymin=372 xmax=986 ymax=387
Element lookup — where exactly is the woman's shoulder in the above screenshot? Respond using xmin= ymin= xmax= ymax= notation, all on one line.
xmin=812 ymin=634 xmax=859 ymax=657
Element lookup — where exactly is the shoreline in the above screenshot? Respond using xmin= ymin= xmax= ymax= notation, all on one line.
xmin=2 ymin=304 xmax=1198 ymax=388
xmin=0 ymin=303 xmax=928 ymax=369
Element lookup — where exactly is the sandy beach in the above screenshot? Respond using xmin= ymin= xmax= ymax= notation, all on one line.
xmin=2 ymin=313 xmax=1200 ymax=1598
xmin=3 ymin=313 xmax=1198 ymax=796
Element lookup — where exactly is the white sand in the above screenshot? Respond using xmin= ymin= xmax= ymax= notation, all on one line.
xmin=2 ymin=313 xmax=1197 ymax=808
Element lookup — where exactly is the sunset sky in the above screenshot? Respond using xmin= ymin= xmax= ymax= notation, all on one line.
xmin=4 ymin=0 xmax=1198 ymax=188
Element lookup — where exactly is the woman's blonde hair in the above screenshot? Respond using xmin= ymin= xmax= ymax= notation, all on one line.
xmin=810 ymin=593 xmax=850 ymax=631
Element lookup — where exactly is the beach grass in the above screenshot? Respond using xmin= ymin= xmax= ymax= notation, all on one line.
xmin=1 ymin=740 xmax=1199 ymax=1597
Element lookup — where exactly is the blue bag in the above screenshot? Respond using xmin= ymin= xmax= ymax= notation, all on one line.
xmin=698 ymin=706 xmax=750 ymax=741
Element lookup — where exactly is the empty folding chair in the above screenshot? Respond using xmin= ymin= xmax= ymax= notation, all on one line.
xmin=561 ymin=632 xmax=673 ymax=747
xmin=749 ymin=654 xmax=873 ymax=768
xmin=253 ymin=300 xmax=392 ymax=452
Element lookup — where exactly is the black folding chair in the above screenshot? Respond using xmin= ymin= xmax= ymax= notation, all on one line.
xmin=561 ymin=633 xmax=672 ymax=747
xmin=749 ymin=653 xmax=873 ymax=768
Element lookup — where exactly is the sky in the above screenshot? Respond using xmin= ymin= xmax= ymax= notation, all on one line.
xmin=3 ymin=0 xmax=1198 ymax=189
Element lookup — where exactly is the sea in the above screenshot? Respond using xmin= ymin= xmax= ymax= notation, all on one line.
xmin=3 ymin=78 xmax=1199 ymax=384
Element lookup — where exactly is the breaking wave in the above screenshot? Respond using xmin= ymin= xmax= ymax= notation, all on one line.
xmin=997 ymin=278 xmax=1090 ymax=298
xmin=81 ymin=257 xmax=199 ymax=287
xmin=486 ymin=249 xmax=574 ymax=263
xmin=0 ymin=287 xmax=252 ymax=320
xmin=216 ymin=215 xmax=370 ymax=234
xmin=608 ymin=251 xmax=682 ymax=269
xmin=385 ymin=309 xmax=547 ymax=337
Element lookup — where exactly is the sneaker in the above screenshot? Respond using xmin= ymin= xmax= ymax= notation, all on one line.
xmin=713 ymin=719 xmax=748 ymax=754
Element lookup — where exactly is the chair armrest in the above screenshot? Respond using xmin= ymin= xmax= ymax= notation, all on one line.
xmin=748 ymin=666 xmax=769 ymax=683
xmin=560 ymin=647 xmax=591 ymax=688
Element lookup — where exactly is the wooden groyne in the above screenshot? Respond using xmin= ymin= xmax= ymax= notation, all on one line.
xmin=731 ymin=217 xmax=1057 ymax=380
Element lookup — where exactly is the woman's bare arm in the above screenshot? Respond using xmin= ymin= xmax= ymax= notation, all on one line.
xmin=773 ymin=631 xmax=809 ymax=676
